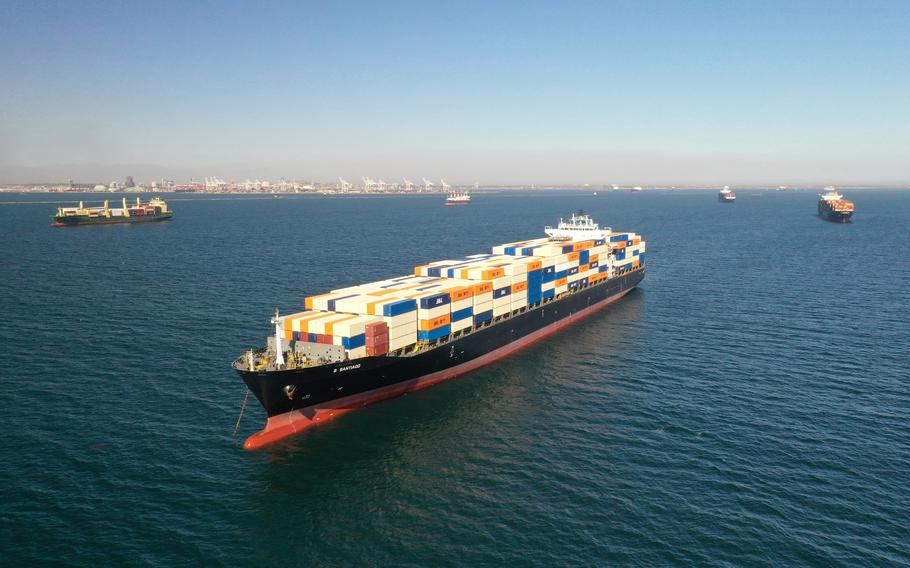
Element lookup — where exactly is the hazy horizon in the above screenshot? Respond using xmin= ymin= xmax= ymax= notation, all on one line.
xmin=2 ymin=1 xmax=908 ymax=185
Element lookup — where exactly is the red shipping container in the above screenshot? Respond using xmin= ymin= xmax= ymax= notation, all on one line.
xmin=316 ymin=334 xmax=332 ymax=345
xmin=365 ymin=321 xmax=389 ymax=337
xmin=365 ymin=332 xmax=389 ymax=346
xmin=366 ymin=343 xmax=389 ymax=356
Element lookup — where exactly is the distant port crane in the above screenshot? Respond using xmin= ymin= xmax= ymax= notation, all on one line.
xmin=338 ymin=177 xmax=352 ymax=191
xmin=403 ymin=178 xmax=414 ymax=191
xmin=440 ymin=179 xmax=451 ymax=191
xmin=422 ymin=178 xmax=434 ymax=191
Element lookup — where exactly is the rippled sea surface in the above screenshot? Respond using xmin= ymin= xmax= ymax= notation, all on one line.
xmin=1 ymin=190 xmax=908 ymax=566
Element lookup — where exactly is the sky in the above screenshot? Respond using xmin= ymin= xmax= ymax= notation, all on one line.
xmin=1 ymin=0 xmax=908 ymax=185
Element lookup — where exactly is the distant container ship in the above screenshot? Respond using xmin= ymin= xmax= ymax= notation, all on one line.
xmin=719 ymin=186 xmax=736 ymax=202
xmin=445 ymin=191 xmax=471 ymax=206
xmin=233 ymin=213 xmax=645 ymax=449
xmin=818 ymin=187 xmax=854 ymax=223
xmin=51 ymin=197 xmax=172 ymax=226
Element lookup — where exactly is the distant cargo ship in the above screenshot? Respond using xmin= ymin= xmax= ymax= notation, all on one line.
xmin=51 ymin=197 xmax=172 ymax=226
xmin=719 ymin=186 xmax=736 ymax=202
xmin=818 ymin=187 xmax=854 ymax=223
xmin=445 ymin=191 xmax=471 ymax=206
xmin=233 ymin=213 xmax=645 ymax=449
xmin=631 ymin=186 xmax=643 ymax=192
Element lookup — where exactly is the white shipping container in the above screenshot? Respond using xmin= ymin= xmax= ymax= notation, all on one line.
xmin=450 ymin=298 xmax=472 ymax=312
xmin=389 ymin=334 xmax=416 ymax=352
xmin=390 ymin=321 xmax=418 ymax=340
xmin=346 ymin=346 xmax=367 ymax=359
xmin=383 ymin=311 xmax=417 ymax=328
xmin=541 ymin=281 xmax=555 ymax=292
xmin=473 ymin=292 xmax=493 ymax=305
xmin=451 ymin=318 xmax=472 ymax=332
xmin=492 ymin=276 xmax=511 ymax=290
xmin=493 ymin=303 xmax=511 ymax=317
xmin=417 ymin=304 xmax=450 ymax=320
xmin=556 ymin=284 xmax=568 ymax=294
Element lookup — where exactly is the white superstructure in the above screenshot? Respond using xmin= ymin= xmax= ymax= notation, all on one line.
xmin=544 ymin=212 xmax=610 ymax=241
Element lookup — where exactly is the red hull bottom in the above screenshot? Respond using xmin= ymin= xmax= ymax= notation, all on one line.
xmin=244 ymin=288 xmax=632 ymax=450
xmin=444 ymin=202 xmax=470 ymax=206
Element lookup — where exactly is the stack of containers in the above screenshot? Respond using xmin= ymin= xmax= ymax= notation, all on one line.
xmin=328 ymin=294 xmax=419 ymax=352
xmin=410 ymin=288 xmax=452 ymax=342
xmin=365 ymin=321 xmax=389 ymax=356
xmin=471 ymin=281 xmax=494 ymax=325
xmin=492 ymin=275 xmax=512 ymax=316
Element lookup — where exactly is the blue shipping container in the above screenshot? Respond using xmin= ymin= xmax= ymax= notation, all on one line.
xmin=542 ymin=272 xmax=556 ymax=283
xmin=639 ymin=253 xmax=646 ymax=263
xmin=579 ymin=250 xmax=590 ymax=264
xmin=542 ymin=266 xmax=555 ymax=276
xmin=543 ymin=289 xmax=556 ymax=299
xmin=451 ymin=306 xmax=473 ymax=321
xmin=568 ymin=266 xmax=579 ymax=276
xmin=308 ymin=333 xmax=317 ymax=342
xmin=342 ymin=334 xmax=366 ymax=349
xmin=568 ymin=281 xmax=579 ymax=291
xmin=599 ymin=265 xmax=609 ymax=273
xmin=417 ymin=325 xmax=451 ymax=342
xmin=590 ymin=260 xmax=599 ymax=269
xmin=493 ymin=286 xmax=511 ymax=299
xmin=473 ymin=309 xmax=493 ymax=324
xmin=383 ymin=298 xmax=417 ymax=316
xmin=556 ymin=269 xmax=568 ymax=279
xmin=419 ymin=292 xmax=451 ymax=309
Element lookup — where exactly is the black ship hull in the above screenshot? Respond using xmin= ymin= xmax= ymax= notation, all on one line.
xmin=51 ymin=212 xmax=173 ymax=226
xmin=235 ymin=268 xmax=645 ymax=449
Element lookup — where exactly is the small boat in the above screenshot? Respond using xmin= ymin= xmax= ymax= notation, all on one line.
xmin=719 ymin=186 xmax=736 ymax=202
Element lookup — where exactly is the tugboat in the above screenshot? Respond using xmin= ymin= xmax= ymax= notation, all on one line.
xmin=719 ymin=185 xmax=736 ymax=202
xmin=51 ymin=197 xmax=173 ymax=226
xmin=818 ymin=187 xmax=854 ymax=223
xmin=444 ymin=190 xmax=471 ymax=206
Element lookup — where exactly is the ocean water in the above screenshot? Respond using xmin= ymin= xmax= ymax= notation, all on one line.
xmin=0 ymin=189 xmax=908 ymax=567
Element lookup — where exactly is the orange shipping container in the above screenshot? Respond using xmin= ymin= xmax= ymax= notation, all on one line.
xmin=419 ymin=314 xmax=451 ymax=330
xmin=589 ymin=253 xmax=599 ymax=263
xmin=526 ymin=260 xmax=543 ymax=271
xmin=556 ymin=277 xmax=568 ymax=286
xmin=567 ymin=251 xmax=580 ymax=262
xmin=512 ymin=281 xmax=528 ymax=292
xmin=472 ymin=281 xmax=493 ymax=294
xmin=446 ymin=286 xmax=473 ymax=302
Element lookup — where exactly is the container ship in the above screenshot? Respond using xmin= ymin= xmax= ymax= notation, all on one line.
xmin=233 ymin=213 xmax=646 ymax=450
xmin=719 ymin=185 xmax=736 ymax=202
xmin=818 ymin=186 xmax=854 ymax=223
xmin=51 ymin=197 xmax=172 ymax=226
